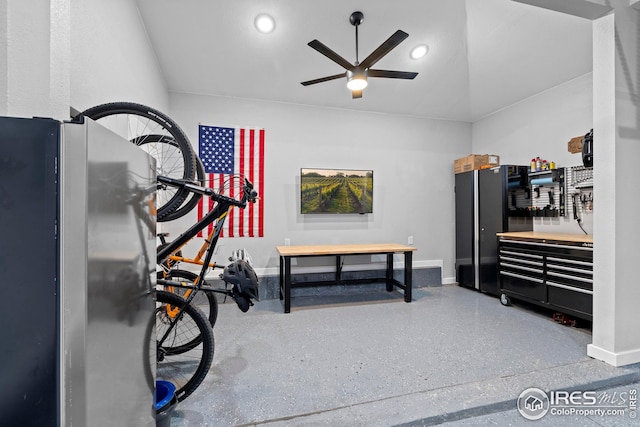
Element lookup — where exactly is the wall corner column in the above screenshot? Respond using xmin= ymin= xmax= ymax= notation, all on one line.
xmin=587 ymin=5 xmax=640 ymax=367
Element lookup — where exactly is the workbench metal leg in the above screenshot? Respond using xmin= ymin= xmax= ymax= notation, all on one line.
xmin=284 ymin=256 xmax=291 ymax=313
xmin=404 ymin=251 xmax=413 ymax=302
xmin=386 ymin=253 xmax=393 ymax=292
xmin=279 ymin=256 xmax=284 ymax=300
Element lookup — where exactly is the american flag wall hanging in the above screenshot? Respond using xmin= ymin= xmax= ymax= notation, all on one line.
xmin=197 ymin=125 xmax=264 ymax=238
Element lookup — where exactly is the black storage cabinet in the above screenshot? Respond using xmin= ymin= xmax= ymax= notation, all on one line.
xmin=455 ymin=166 xmax=532 ymax=295
xmin=1 ymin=117 xmax=60 ymax=426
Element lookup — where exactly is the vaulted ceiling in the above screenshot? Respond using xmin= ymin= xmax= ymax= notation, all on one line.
xmin=135 ymin=0 xmax=592 ymax=122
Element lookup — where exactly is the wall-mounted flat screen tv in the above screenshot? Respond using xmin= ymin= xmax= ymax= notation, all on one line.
xmin=301 ymin=168 xmax=373 ymax=214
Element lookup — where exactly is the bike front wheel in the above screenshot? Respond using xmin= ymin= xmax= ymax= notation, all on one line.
xmin=80 ymin=102 xmax=196 ymax=221
xmin=156 ymin=290 xmax=214 ymax=402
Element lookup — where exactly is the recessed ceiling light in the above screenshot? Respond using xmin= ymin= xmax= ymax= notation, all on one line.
xmin=255 ymin=14 xmax=275 ymax=33
xmin=410 ymin=44 xmax=429 ymax=60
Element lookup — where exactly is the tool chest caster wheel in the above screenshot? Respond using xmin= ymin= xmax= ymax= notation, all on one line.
xmin=500 ymin=293 xmax=512 ymax=306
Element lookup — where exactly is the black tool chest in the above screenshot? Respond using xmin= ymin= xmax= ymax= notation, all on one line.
xmin=498 ymin=233 xmax=593 ymax=321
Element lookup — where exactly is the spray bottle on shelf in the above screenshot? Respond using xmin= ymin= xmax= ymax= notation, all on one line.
xmin=535 ymin=157 xmax=542 ymax=172
xmin=531 ymin=158 xmax=537 ymax=172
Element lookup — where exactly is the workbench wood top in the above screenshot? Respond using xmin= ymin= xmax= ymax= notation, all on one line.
xmin=276 ymin=243 xmax=417 ymax=257
xmin=497 ymin=231 xmax=593 ymax=244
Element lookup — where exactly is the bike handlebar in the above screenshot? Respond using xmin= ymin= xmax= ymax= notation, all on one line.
xmin=157 ymin=175 xmax=257 ymax=208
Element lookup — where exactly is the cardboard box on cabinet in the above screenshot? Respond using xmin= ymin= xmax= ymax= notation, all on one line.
xmin=453 ymin=154 xmax=500 ymax=174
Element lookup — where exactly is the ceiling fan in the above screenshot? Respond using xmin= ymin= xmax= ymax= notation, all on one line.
xmin=301 ymin=11 xmax=418 ymax=99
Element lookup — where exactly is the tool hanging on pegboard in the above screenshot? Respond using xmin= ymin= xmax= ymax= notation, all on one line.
xmin=582 ymin=129 xmax=593 ymax=167
xmin=580 ymin=192 xmax=593 ymax=212
xmin=567 ymin=165 xmax=593 ymax=235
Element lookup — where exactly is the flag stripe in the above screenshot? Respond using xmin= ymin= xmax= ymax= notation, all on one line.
xmin=239 ymin=128 xmax=246 ymax=237
xmin=197 ymin=194 xmax=204 ymax=237
xmin=217 ymin=174 xmax=225 ymax=237
xmin=248 ymin=129 xmax=255 ymax=237
xmin=209 ymin=173 xmax=217 ymax=237
xmin=258 ymin=129 xmax=265 ymax=237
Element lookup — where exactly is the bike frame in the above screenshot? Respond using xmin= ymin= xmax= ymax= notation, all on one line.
xmin=156 ymin=175 xmax=255 ymax=300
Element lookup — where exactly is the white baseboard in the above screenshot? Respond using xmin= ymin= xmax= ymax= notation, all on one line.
xmin=587 ymin=344 xmax=640 ymax=367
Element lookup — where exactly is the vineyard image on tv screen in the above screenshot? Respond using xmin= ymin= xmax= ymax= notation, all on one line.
xmin=301 ymin=168 xmax=373 ymax=214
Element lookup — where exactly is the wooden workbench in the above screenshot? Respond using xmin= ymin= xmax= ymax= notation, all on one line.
xmin=275 ymin=243 xmax=417 ymax=313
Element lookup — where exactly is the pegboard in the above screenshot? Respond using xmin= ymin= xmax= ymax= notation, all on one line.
xmin=530 ymin=178 xmax=563 ymax=216
xmin=568 ymin=165 xmax=594 ymax=189
xmin=529 ymin=166 xmax=595 ymax=218
xmin=566 ymin=166 xmax=594 ymax=220
xmin=508 ymin=187 xmax=531 ymax=211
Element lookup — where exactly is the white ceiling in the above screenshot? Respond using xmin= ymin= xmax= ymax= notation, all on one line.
xmin=135 ymin=0 xmax=593 ymax=122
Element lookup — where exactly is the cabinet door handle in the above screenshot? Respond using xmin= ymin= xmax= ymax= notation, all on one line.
xmin=547 ymin=281 xmax=593 ymax=295
xmin=500 ymin=271 xmax=544 ymax=283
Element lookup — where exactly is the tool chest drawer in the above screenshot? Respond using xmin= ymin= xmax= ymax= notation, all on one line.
xmin=497 ymin=233 xmax=593 ymax=321
xmin=499 ymin=245 xmax=545 ymax=301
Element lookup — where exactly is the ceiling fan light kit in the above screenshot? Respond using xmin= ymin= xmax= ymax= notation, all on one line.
xmin=301 ymin=11 xmax=418 ymax=99
xmin=346 ymin=69 xmax=368 ymax=90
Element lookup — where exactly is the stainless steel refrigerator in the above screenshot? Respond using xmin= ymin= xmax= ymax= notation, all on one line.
xmin=1 ymin=116 xmax=156 ymax=427
xmin=455 ymin=165 xmax=532 ymax=295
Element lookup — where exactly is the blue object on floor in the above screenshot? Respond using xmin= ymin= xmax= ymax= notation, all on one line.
xmin=155 ymin=380 xmax=177 ymax=427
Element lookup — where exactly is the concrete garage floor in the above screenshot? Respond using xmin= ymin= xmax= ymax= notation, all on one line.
xmin=169 ymin=285 xmax=640 ymax=426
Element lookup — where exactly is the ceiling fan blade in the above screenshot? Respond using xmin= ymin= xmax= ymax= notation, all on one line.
xmin=301 ymin=73 xmax=346 ymax=86
xmin=307 ymin=40 xmax=354 ymax=71
xmin=351 ymin=89 xmax=363 ymax=99
xmin=359 ymin=30 xmax=409 ymax=69
xmin=368 ymin=69 xmax=418 ymax=79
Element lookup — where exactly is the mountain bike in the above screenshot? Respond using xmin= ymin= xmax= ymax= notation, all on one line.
xmin=155 ymin=174 xmax=260 ymax=401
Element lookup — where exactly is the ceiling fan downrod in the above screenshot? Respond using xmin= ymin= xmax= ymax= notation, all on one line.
xmin=350 ymin=11 xmax=364 ymax=64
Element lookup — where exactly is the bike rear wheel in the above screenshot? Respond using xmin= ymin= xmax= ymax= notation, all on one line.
xmin=80 ymin=102 xmax=196 ymax=221
xmin=156 ymin=290 xmax=214 ymax=402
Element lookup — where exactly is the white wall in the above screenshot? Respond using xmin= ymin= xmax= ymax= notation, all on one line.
xmin=472 ymin=73 xmax=593 ymax=234
xmin=166 ymin=92 xmax=472 ymax=279
xmin=70 ymin=0 xmax=168 ymax=113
